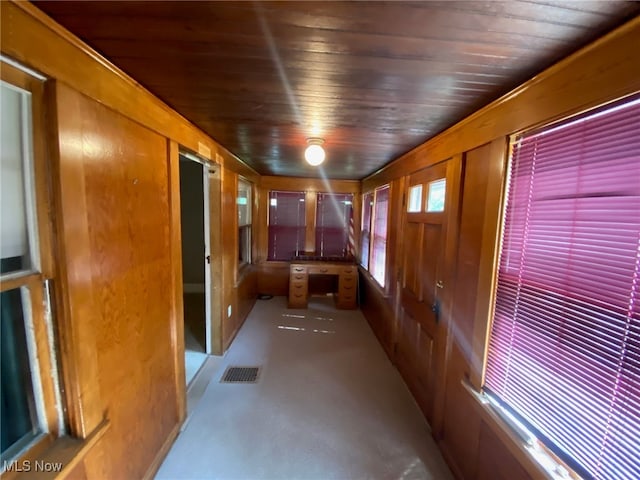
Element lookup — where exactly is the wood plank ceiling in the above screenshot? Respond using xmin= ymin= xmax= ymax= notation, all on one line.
xmin=36 ymin=1 xmax=640 ymax=179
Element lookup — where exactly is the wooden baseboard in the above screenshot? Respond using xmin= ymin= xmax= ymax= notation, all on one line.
xmin=438 ymin=441 xmax=465 ymax=480
xmin=141 ymin=421 xmax=181 ymax=480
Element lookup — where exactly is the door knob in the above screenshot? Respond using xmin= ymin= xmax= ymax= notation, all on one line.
xmin=432 ymin=300 xmax=441 ymax=323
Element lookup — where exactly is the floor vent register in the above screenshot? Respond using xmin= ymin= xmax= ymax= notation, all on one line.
xmin=220 ymin=366 xmax=261 ymax=383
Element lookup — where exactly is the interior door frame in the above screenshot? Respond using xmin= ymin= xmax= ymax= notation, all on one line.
xmin=179 ymin=150 xmax=223 ymax=356
xmin=206 ymin=165 xmax=223 ymax=355
xmin=202 ymin=163 xmax=212 ymax=354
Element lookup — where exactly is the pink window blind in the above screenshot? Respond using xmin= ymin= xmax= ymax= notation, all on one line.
xmin=315 ymin=193 xmax=353 ymax=257
xmin=267 ymin=191 xmax=306 ymax=261
xmin=371 ymin=185 xmax=390 ymax=287
xmin=360 ymin=192 xmax=373 ymax=269
xmin=485 ymin=97 xmax=640 ymax=480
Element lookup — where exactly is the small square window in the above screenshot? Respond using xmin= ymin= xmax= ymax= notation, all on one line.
xmin=426 ymin=179 xmax=446 ymax=212
xmin=407 ymin=185 xmax=422 ymax=212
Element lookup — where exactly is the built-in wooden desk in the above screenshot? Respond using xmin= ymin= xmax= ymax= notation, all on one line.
xmin=288 ymin=262 xmax=358 ymax=309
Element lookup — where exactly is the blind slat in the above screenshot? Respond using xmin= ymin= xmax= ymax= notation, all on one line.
xmin=485 ymin=96 xmax=640 ymax=480
xmin=267 ymin=191 xmax=306 ymax=261
xmin=371 ymin=185 xmax=390 ymax=287
xmin=315 ymin=193 xmax=353 ymax=257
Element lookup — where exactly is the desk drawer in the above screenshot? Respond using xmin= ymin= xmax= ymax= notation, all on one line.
xmin=291 ymin=273 xmax=308 ymax=282
xmin=339 ymin=283 xmax=356 ymax=295
xmin=290 ymin=281 xmax=307 ymax=292
xmin=289 ymin=290 xmax=307 ymax=300
xmin=339 ymin=274 xmax=357 ymax=286
xmin=340 ymin=266 xmax=357 ymax=275
xmin=288 ymin=292 xmax=307 ymax=308
xmin=308 ymin=265 xmax=340 ymax=275
xmin=288 ymin=281 xmax=308 ymax=308
xmin=290 ymin=265 xmax=307 ymax=274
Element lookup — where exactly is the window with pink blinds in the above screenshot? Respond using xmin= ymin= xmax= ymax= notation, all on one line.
xmin=315 ymin=193 xmax=353 ymax=257
xmin=267 ymin=191 xmax=305 ymax=261
xmin=484 ymin=97 xmax=640 ymax=480
xmin=371 ymin=185 xmax=390 ymax=287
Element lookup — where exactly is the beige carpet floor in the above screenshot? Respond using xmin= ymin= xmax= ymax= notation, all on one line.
xmin=157 ymin=295 xmax=453 ymax=480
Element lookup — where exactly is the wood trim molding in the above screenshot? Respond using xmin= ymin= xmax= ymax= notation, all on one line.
xmin=431 ymin=153 xmax=464 ymax=439
xmin=462 ymin=381 xmax=563 ymax=480
xmin=260 ymin=175 xmax=360 ymax=194
xmin=0 ymin=272 xmax=42 ymax=293
xmin=46 ymin=80 xmax=105 ymax=438
xmin=2 ymin=419 xmax=110 ymax=480
xmin=167 ymin=140 xmax=186 ymax=424
xmin=304 ymin=191 xmax=317 ymax=252
xmin=208 ymin=169 xmax=224 ymax=355
xmin=469 ymin=138 xmax=510 ymax=390
xmin=141 ymin=422 xmax=181 ymax=480
xmin=218 ymin=149 xmax=260 ymax=182
xmin=1 ymin=0 xmax=258 ymax=179
xmin=363 ymin=16 xmax=640 ymax=190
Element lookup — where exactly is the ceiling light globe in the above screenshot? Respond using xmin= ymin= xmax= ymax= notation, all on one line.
xmin=304 ymin=144 xmax=325 ymax=166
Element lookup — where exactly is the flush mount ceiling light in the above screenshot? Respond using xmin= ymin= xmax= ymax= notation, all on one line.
xmin=304 ymin=138 xmax=325 ymax=166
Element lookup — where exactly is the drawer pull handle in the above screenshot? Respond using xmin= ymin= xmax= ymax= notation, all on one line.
xmin=320 ymin=268 xmax=328 ymax=273
xmin=294 ymin=267 xmax=304 ymax=272
xmin=343 ymin=286 xmax=353 ymax=290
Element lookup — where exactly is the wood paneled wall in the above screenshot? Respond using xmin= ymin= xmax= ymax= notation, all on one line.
xmin=359 ymin=16 xmax=640 ymax=480
xmin=51 ymin=82 xmax=178 ymax=479
xmin=1 ymin=2 xmax=259 ymax=478
xmin=3 ymin=1 xmax=639 ymax=479
xmin=220 ymin=167 xmax=259 ymax=350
